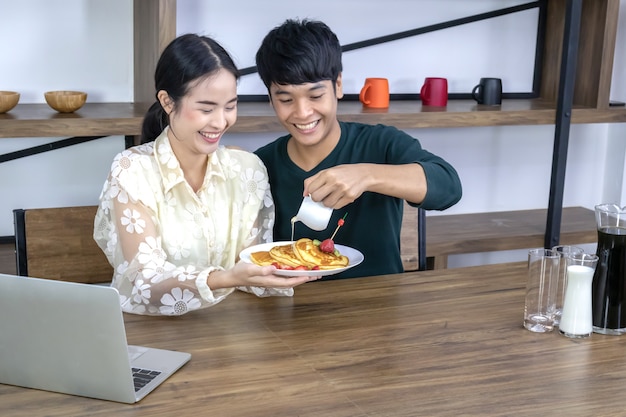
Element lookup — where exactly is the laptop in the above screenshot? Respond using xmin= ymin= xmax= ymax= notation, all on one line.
xmin=0 ymin=273 xmax=191 ymax=403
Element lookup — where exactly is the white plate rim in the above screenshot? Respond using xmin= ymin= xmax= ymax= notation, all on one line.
xmin=239 ymin=241 xmax=364 ymax=277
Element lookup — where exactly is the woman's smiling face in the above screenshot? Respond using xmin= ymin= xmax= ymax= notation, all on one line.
xmin=166 ymin=68 xmax=238 ymax=156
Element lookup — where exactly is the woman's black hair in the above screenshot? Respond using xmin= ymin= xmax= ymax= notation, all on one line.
xmin=141 ymin=34 xmax=240 ymax=144
xmin=255 ymin=19 xmax=342 ymax=91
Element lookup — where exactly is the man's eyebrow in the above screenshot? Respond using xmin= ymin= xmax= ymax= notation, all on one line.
xmin=273 ymin=83 xmax=326 ymax=95
xmin=307 ymin=83 xmax=326 ymax=92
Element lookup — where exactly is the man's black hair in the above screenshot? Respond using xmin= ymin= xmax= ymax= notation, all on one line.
xmin=255 ymin=19 xmax=343 ymax=90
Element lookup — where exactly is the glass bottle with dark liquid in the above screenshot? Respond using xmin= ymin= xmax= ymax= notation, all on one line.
xmin=592 ymin=204 xmax=626 ymax=335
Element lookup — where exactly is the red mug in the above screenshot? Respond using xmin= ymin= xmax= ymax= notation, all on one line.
xmin=420 ymin=77 xmax=448 ymax=107
xmin=359 ymin=78 xmax=389 ymax=108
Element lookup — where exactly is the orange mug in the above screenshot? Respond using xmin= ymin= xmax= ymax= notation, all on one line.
xmin=420 ymin=77 xmax=448 ymax=107
xmin=359 ymin=78 xmax=389 ymax=108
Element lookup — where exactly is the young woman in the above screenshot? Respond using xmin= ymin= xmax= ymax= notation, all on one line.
xmin=94 ymin=34 xmax=316 ymax=316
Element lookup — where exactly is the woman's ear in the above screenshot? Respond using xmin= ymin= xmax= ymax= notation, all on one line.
xmin=157 ymin=90 xmax=174 ymax=114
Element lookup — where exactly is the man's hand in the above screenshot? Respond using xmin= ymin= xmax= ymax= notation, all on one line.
xmin=303 ymin=163 xmax=427 ymax=209
xmin=303 ymin=164 xmax=371 ymax=209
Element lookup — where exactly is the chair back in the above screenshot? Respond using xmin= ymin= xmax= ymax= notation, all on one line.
xmin=401 ymin=202 xmax=427 ymax=271
xmin=13 ymin=203 xmax=423 ymax=279
xmin=13 ymin=206 xmax=112 ymax=284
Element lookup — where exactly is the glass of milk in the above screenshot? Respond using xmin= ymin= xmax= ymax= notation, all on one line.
xmin=559 ymin=252 xmax=599 ymax=338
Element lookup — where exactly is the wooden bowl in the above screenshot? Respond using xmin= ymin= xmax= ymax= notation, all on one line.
xmin=44 ymin=91 xmax=87 ymax=113
xmin=0 ymin=91 xmax=20 ymax=113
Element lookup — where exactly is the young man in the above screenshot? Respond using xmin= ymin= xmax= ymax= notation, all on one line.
xmin=254 ymin=19 xmax=462 ymax=279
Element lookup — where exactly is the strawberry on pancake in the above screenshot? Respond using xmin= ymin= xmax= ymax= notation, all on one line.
xmin=293 ymin=238 xmax=349 ymax=270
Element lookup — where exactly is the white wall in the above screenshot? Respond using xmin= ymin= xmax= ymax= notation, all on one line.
xmin=178 ymin=0 xmax=539 ymax=96
xmin=1 ymin=0 xmax=625 ymax=267
xmin=0 ymin=0 xmax=131 ymax=236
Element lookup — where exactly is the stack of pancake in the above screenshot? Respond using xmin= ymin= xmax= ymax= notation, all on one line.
xmin=249 ymin=238 xmax=349 ymax=270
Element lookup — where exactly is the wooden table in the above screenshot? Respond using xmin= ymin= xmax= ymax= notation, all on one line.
xmin=2 ymin=262 xmax=625 ymax=416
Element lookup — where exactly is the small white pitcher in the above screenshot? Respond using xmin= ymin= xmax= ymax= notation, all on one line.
xmin=293 ymin=195 xmax=333 ymax=231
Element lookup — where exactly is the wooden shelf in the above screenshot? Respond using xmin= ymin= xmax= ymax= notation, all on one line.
xmin=237 ymin=99 xmax=626 ymax=132
xmin=1 ymin=1 xmax=623 ymax=140
xmin=0 ymin=103 xmax=149 ymax=138
xmin=2 ymin=99 xmax=625 ymax=138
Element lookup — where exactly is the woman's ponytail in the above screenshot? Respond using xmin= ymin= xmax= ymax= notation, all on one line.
xmin=140 ymin=101 xmax=168 ymax=144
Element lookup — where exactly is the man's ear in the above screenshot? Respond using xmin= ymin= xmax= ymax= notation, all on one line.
xmin=335 ymin=73 xmax=344 ymax=99
xmin=157 ymin=90 xmax=174 ymax=114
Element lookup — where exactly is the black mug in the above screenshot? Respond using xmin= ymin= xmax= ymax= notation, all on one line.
xmin=472 ymin=78 xmax=502 ymax=105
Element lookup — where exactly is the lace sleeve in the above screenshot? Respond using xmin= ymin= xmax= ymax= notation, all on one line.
xmin=108 ymin=194 xmax=233 ymax=315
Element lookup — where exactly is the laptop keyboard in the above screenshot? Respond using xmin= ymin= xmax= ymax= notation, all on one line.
xmin=132 ymin=368 xmax=162 ymax=392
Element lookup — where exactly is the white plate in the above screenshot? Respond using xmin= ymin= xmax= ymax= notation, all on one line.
xmin=239 ymin=241 xmax=364 ymax=277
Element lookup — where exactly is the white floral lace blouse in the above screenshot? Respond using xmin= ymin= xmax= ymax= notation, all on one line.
xmin=94 ymin=128 xmax=291 ymax=316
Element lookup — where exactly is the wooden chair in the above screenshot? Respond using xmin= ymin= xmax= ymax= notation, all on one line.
xmin=12 ymin=203 xmax=425 ymax=282
xmin=401 ymin=202 xmax=427 ymax=271
xmin=13 ymin=205 xmax=113 ymax=284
